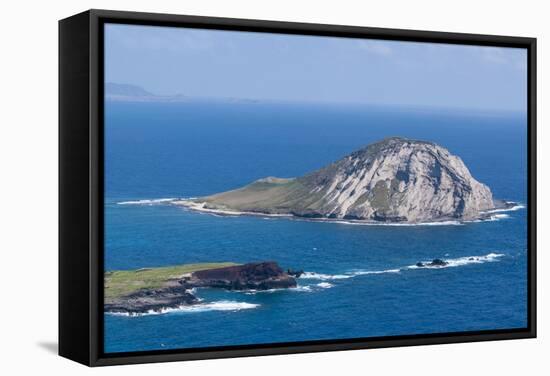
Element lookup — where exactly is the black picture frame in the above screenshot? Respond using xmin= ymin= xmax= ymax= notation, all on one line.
xmin=59 ymin=9 xmax=537 ymax=367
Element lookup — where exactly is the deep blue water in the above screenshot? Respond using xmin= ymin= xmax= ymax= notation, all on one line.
xmin=104 ymin=101 xmax=527 ymax=353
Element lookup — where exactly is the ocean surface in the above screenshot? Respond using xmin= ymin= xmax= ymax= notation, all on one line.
xmin=104 ymin=100 xmax=528 ymax=353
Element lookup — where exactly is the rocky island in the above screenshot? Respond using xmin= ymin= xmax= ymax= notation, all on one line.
xmin=105 ymin=261 xmax=298 ymax=314
xmin=176 ymin=137 xmax=513 ymax=223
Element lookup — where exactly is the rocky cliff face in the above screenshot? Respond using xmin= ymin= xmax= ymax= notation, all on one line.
xmin=186 ymin=137 xmax=495 ymax=223
xmin=183 ymin=262 xmax=297 ymax=290
xmin=104 ymin=286 xmax=198 ymax=314
xmin=297 ymin=137 xmax=494 ymax=221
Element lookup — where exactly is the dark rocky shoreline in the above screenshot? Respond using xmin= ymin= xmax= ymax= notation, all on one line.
xmin=104 ymin=285 xmax=198 ymax=314
xmin=105 ymin=262 xmax=299 ymax=314
xmin=180 ymin=261 xmax=298 ymax=290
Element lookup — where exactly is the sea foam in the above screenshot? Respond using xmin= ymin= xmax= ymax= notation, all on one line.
xmin=301 ymin=253 xmax=505 ymax=281
xmin=349 ymin=268 xmax=401 ymax=276
xmin=243 ymin=285 xmax=314 ymax=294
xmin=106 ymin=300 xmax=259 ymax=317
xmin=117 ymin=198 xmax=178 ymax=205
xmin=300 ymin=272 xmax=353 ymax=280
xmin=300 ymin=268 xmax=400 ymax=281
xmin=482 ymin=203 xmax=525 ymax=214
xmin=407 ymin=252 xmax=505 ymax=269
xmin=334 ymin=220 xmax=464 ymax=227
xmin=316 ymin=282 xmax=334 ymax=289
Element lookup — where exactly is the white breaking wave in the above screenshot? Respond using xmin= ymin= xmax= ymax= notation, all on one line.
xmin=316 ymin=282 xmax=334 ymax=289
xmin=300 ymin=268 xmax=400 ymax=281
xmin=336 ymin=210 xmax=518 ymax=226
xmin=242 ymin=284 xmax=319 ymax=294
xmin=243 ymin=285 xmax=314 ymax=294
xmin=294 ymin=285 xmax=313 ymax=292
xmin=407 ymin=252 xmax=505 ymax=269
xmin=334 ymin=219 xmax=464 ymax=227
xmin=483 ymin=203 xmax=525 ymax=214
xmin=304 ymin=212 xmax=515 ymax=226
xmin=349 ymin=268 xmax=401 ymax=276
xmin=467 ymin=214 xmax=510 ymax=223
xmin=300 ymin=272 xmax=353 ymax=280
xmin=117 ymin=198 xmax=178 ymax=205
xmin=106 ymin=301 xmax=259 ymax=317
xmin=487 ymin=213 xmax=510 ymax=221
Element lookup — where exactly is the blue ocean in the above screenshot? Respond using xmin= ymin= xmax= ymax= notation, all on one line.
xmin=104 ymin=100 xmax=527 ymax=353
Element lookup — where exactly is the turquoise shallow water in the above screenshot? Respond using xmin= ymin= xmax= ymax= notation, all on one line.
xmin=104 ymin=101 xmax=527 ymax=353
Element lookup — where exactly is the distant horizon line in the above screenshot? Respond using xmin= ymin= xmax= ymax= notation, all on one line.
xmin=105 ymin=82 xmax=527 ymax=115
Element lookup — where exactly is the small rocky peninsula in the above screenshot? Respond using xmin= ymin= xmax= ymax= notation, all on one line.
xmin=176 ymin=137 xmax=512 ymax=223
xmin=105 ymin=262 xmax=299 ymax=314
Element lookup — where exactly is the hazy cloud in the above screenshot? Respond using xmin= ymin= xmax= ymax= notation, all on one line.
xmin=356 ymin=40 xmax=393 ymax=56
xmin=479 ymin=46 xmax=526 ymax=70
xmin=106 ymin=24 xmax=214 ymax=52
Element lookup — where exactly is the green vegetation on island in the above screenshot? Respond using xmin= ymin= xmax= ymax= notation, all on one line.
xmin=104 ymin=262 xmax=239 ymax=299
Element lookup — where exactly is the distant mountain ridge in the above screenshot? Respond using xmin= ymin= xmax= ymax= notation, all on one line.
xmin=105 ymin=82 xmax=261 ymax=104
xmin=105 ymin=83 xmax=154 ymax=97
xmin=105 ymin=82 xmax=189 ymax=102
xmin=178 ymin=137 xmax=504 ymax=223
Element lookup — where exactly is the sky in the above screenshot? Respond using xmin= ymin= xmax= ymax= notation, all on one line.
xmin=105 ymin=23 xmax=527 ymax=112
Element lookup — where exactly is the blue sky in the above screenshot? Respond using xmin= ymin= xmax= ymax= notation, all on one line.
xmin=105 ymin=23 xmax=527 ymax=111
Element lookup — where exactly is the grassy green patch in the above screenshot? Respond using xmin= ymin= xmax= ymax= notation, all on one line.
xmin=370 ymin=180 xmax=391 ymax=211
xmin=204 ymin=177 xmax=310 ymax=212
xmin=104 ymin=262 xmax=238 ymax=299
